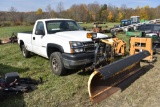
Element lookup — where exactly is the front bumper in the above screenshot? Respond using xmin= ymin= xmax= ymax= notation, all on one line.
xmin=62 ymin=53 xmax=94 ymax=69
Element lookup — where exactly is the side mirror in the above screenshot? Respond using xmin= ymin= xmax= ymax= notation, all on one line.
xmin=35 ymin=30 xmax=45 ymax=35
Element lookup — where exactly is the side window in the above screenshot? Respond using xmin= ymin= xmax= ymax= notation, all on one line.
xmin=68 ymin=21 xmax=79 ymax=30
xmin=35 ymin=21 xmax=45 ymax=34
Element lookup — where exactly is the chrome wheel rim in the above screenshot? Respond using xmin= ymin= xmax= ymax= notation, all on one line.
xmin=52 ymin=58 xmax=58 ymax=72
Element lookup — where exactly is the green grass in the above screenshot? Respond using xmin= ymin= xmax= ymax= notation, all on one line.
xmin=0 ymin=25 xmax=33 ymax=39
xmin=0 ymin=24 xmax=160 ymax=107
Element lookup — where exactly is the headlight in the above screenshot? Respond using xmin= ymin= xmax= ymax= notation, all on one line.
xmin=71 ymin=42 xmax=83 ymax=47
xmin=87 ymin=33 xmax=97 ymax=38
xmin=69 ymin=41 xmax=84 ymax=53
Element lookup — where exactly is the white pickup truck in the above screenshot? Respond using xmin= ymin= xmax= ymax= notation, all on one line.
xmin=18 ymin=19 xmax=108 ymax=75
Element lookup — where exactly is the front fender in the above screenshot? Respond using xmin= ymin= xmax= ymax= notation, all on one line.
xmin=47 ymin=43 xmax=64 ymax=57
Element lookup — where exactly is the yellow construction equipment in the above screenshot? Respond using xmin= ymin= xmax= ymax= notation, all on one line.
xmin=113 ymin=38 xmax=126 ymax=56
xmin=84 ymin=33 xmax=127 ymax=71
xmin=129 ymin=37 xmax=155 ymax=62
xmin=97 ymin=37 xmax=126 ymax=56
xmin=86 ymin=33 xmax=151 ymax=103
xmin=88 ymin=50 xmax=150 ymax=103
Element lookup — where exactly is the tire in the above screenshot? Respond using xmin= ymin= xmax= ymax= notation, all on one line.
xmin=22 ymin=45 xmax=30 ymax=58
xmin=50 ymin=52 xmax=66 ymax=76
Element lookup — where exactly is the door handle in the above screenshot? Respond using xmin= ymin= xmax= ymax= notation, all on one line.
xmin=33 ymin=37 xmax=35 ymax=40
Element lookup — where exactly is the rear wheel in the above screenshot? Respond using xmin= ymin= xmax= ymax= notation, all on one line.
xmin=50 ymin=52 xmax=66 ymax=76
xmin=22 ymin=45 xmax=30 ymax=58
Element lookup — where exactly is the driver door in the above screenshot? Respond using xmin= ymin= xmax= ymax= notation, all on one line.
xmin=32 ymin=21 xmax=47 ymax=57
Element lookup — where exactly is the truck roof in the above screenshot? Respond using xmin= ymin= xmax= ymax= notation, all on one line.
xmin=130 ymin=16 xmax=140 ymax=18
xmin=121 ymin=19 xmax=130 ymax=21
xmin=36 ymin=18 xmax=74 ymax=22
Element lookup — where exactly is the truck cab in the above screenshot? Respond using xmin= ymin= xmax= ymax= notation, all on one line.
xmin=130 ymin=16 xmax=140 ymax=24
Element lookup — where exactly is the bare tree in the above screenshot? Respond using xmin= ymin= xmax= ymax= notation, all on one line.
xmin=88 ymin=2 xmax=101 ymax=21
xmin=69 ymin=4 xmax=79 ymax=21
xmin=108 ymin=3 xmax=118 ymax=22
xmin=56 ymin=2 xmax=64 ymax=17
xmin=9 ymin=6 xmax=18 ymax=24
xmin=9 ymin=6 xmax=17 ymax=12
xmin=46 ymin=4 xmax=56 ymax=18
xmin=69 ymin=4 xmax=89 ymax=22
xmin=77 ymin=4 xmax=88 ymax=22
xmin=154 ymin=5 xmax=160 ymax=19
xmin=46 ymin=4 xmax=52 ymax=18
xmin=120 ymin=4 xmax=129 ymax=19
xmin=26 ymin=12 xmax=38 ymax=25
xmin=17 ymin=12 xmax=25 ymax=24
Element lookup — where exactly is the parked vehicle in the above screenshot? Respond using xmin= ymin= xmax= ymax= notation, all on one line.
xmin=111 ymin=16 xmax=140 ymax=32
xmin=130 ymin=16 xmax=140 ymax=24
xmin=112 ymin=16 xmax=160 ymax=32
xmin=137 ymin=24 xmax=160 ymax=36
xmin=17 ymin=18 xmax=108 ymax=76
xmin=120 ymin=19 xmax=131 ymax=27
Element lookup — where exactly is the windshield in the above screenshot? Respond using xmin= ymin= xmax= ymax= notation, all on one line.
xmin=121 ymin=20 xmax=131 ymax=26
xmin=46 ymin=20 xmax=83 ymax=34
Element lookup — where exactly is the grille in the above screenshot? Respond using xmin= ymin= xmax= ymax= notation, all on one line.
xmin=83 ymin=42 xmax=95 ymax=53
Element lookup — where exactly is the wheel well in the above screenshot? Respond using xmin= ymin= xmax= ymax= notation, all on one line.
xmin=47 ymin=44 xmax=64 ymax=58
xmin=47 ymin=46 xmax=62 ymax=58
xmin=20 ymin=40 xmax=24 ymax=51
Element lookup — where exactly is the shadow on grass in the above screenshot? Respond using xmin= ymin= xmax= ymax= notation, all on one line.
xmin=77 ymin=69 xmax=93 ymax=76
xmin=65 ymin=69 xmax=80 ymax=76
xmin=0 ymin=64 xmax=30 ymax=107
xmin=120 ymin=64 xmax=154 ymax=91
xmin=0 ymin=93 xmax=25 ymax=107
xmin=0 ymin=63 xmax=29 ymax=76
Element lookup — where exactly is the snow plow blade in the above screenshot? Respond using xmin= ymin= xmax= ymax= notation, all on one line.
xmin=88 ymin=50 xmax=150 ymax=103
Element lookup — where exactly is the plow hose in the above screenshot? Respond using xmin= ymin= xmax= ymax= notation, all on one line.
xmin=88 ymin=50 xmax=150 ymax=103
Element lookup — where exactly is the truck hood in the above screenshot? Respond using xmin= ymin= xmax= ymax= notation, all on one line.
xmin=54 ymin=31 xmax=108 ymax=41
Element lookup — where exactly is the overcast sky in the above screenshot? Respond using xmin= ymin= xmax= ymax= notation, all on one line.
xmin=0 ymin=0 xmax=159 ymax=12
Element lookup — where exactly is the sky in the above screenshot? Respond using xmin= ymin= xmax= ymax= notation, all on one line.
xmin=0 ymin=0 xmax=160 ymax=12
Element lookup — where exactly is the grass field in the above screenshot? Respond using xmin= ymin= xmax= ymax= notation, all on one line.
xmin=0 ymin=25 xmax=32 ymax=40
xmin=0 ymin=24 xmax=160 ymax=107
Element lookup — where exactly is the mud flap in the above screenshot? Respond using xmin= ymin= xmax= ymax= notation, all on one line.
xmin=88 ymin=50 xmax=150 ymax=103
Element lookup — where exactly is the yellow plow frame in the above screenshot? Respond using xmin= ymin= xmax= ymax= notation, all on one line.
xmin=88 ymin=51 xmax=150 ymax=103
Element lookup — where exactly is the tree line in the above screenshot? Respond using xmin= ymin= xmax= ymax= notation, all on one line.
xmin=0 ymin=1 xmax=160 ymax=27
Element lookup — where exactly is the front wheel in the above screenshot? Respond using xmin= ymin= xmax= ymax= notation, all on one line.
xmin=22 ymin=45 xmax=30 ymax=58
xmin=50 ymin=52 xmax=66 ymax=76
